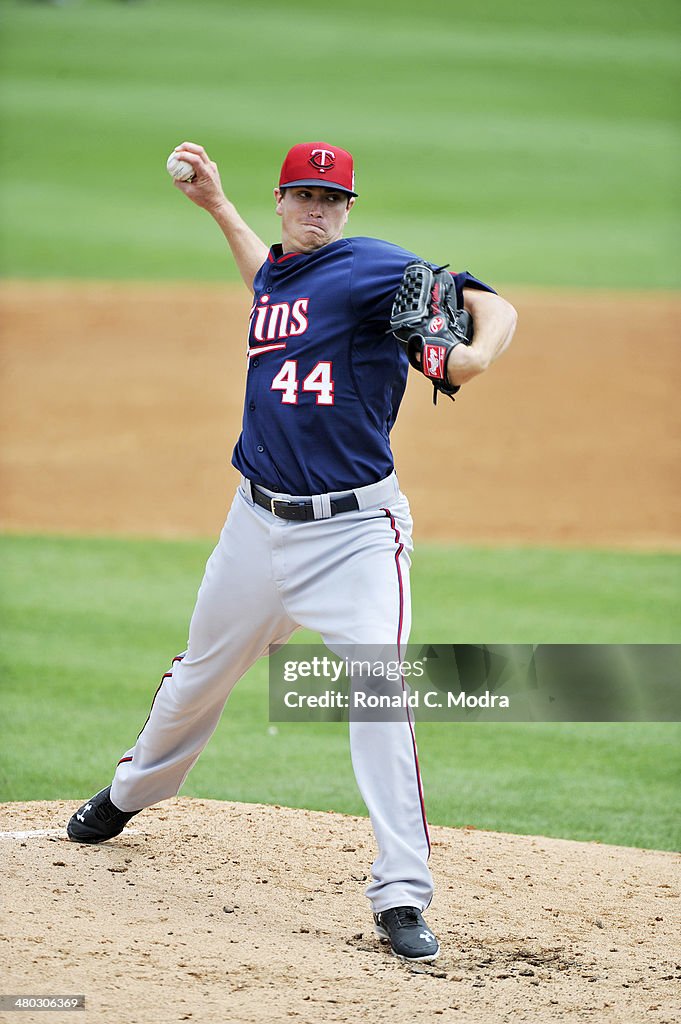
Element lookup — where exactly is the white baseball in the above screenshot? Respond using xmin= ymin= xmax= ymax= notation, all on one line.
xmin=166 ymin=153 xmax=195 ymax=182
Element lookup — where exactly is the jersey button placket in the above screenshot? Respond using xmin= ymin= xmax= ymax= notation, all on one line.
xmin=252 ymin=278 xmax=270 ymax=471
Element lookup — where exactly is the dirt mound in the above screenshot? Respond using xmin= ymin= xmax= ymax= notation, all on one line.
xmin=1 ymin=799 xmax=679 ymax=1023
xmin=1 ymin=282 xmax=680 ymax=546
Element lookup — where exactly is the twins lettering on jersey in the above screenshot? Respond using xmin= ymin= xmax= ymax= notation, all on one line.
xmin=249 ymin=294 xmax=335 ymax=406
xmin=248 ymin=293 xmax=310 ymax=355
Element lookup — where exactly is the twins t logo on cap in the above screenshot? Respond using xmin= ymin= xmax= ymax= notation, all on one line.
xmin=309 ymin=149 xmax=336 ymax=172
xmin=279 ymin=141 xmax=358 ymax=196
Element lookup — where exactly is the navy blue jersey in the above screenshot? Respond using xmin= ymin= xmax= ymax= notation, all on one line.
xmin=231 ymin=236 xmax=494 ymax=495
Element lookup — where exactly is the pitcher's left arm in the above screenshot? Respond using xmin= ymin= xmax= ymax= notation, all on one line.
xmin=446 ymin=288 xmax=517 ymax=388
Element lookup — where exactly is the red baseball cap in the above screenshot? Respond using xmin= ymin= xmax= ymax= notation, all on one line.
xmin=279 ymin=141 xmax=358 ymax=197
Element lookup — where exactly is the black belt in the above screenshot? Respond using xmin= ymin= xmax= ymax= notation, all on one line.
xmin=251 ymin=484 xmax=359 ymax=521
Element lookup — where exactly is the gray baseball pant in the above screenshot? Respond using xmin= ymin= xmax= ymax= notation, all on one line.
xmin=111 ymin=472 xmax=433 ymax=913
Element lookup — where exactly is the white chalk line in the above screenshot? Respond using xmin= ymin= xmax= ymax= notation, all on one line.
xmin=0 ymin=828 xmax=142 ymax=839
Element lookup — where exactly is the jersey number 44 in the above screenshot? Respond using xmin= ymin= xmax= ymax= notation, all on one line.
xmin=270 ymin=360 xmax=335 ymax=406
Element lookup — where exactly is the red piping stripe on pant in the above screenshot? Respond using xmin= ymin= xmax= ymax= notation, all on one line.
xmin=116 ymin=652 xmax=187 ymax=763
xmin=381 ymin=507 xmax=431 ymax=856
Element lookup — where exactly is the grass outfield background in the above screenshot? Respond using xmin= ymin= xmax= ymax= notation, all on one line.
xmin=0 ymin=0 xmax=679 ymax=287
xmin=1 ymin=534 xmax=679 ymax=851
xmin=0 ymin=0 xmax=679 ymax=852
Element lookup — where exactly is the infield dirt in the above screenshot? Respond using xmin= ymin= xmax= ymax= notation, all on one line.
xmin=1 ymin=799 xmax=680 ymax=1024
xmin=1 ymin=282 xmax=679 ymax=546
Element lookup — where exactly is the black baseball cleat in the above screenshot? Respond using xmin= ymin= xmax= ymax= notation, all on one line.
xmin=67 ymin=787 xmax=141 ymax=844
xmin=374 ymin=906 xmax=440 ymax=962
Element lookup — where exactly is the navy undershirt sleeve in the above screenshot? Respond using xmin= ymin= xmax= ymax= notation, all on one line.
xmin=348 ymin=240 xmax=497 ymax=325
xmin=451 ymin=271 xmax=497 ymax=306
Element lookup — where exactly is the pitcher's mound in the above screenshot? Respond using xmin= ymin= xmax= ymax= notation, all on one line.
xmin=1 ymin=799 xmax=679 ymax=1023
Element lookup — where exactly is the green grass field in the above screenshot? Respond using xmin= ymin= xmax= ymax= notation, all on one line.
xmin=1 ymin=534 xmax=679 ymax=851
xmin=1 ymin=0 xmax=679 ymax=286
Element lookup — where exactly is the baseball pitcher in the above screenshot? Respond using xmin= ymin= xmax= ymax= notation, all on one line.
xmin=67 ymin=141 xmax=517 ymax=962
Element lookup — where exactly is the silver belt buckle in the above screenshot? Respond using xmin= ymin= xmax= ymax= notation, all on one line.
xmin=270 ymin=496 xmax=290 ymax=518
